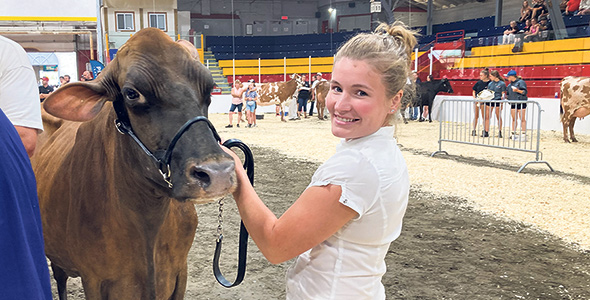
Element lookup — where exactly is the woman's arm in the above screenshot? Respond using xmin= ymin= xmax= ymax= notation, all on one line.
xmin=223 ymin=147 xmax=357 ymax=264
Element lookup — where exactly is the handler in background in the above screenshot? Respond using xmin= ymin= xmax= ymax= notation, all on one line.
xmin=505 ymin=69 xmax=528 ymax=139
xmin=223 ymin=22 xmax=414 ymax=299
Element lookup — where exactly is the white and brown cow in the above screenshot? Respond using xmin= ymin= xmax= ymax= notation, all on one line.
xmin=560 ymin=76 xmax=590 ymax=142
xmin=257 ymin=74 xmax=303 ymax=121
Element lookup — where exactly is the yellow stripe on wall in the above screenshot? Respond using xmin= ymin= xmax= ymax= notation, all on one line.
xmin=0 ymin=16 xmax=97 ymax=22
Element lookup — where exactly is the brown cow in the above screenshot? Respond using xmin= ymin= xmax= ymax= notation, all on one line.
xmin=256 ymin=74 xmax=303 ymax=121
xmin=32 ymin=28 xmax=236 ymax=299
xmin=560 ymin=76 xmax=590 ymax=142
xmin=312 ymin=80 xmax=330 ymax=120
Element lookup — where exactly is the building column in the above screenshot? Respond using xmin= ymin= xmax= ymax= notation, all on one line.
xmin=426 ymin=0 xmax=433 ymax=35
xmin=495 ymin=0 xmax=503 ymax=27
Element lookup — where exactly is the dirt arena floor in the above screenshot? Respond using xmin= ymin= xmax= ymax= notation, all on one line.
xmin=51 ymin=112 xmax=590 ymax=299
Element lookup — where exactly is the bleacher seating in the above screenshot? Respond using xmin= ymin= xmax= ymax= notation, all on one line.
xmin=206 ymin=14 xmax=590 ymax=98
xmin=206 ymin=31 xmax=358 ymax=60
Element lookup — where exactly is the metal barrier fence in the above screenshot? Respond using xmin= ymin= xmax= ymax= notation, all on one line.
xmin=431 ymin=99 xmax=554 ymax=173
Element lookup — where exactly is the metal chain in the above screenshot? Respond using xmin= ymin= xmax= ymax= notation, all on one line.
xmin=217 ymin=197 xmax=224 ymax=242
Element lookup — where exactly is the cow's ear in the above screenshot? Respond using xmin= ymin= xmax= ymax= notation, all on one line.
xmin=43 ymin=81 xmax=109 ymax=122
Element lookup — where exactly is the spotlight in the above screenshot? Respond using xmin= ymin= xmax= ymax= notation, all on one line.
xmin=328 ymin=7 xmax=334 ymax=13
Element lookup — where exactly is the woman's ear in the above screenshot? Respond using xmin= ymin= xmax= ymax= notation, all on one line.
xmin=388 ymin=90 xmax=403 ymax=114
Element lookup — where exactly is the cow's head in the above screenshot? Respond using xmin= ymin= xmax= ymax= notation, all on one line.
xmin=440 ymin=78 xmax=454 ymax=94
xmin=43 ymin=28 xmax=235 ymax=203
xmin=291 ymin=73 xmax=304 ymax=89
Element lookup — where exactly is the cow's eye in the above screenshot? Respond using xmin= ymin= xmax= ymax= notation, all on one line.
xmin=123 ymin=88 xmax=140 ymax=100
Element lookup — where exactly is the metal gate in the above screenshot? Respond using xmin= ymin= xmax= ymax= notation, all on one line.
xmin=431 ymin=99 xmax=554 ymax=173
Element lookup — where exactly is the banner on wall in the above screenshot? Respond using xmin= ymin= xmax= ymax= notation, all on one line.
xmin=89 ymin=60 xmax=105 ymax=78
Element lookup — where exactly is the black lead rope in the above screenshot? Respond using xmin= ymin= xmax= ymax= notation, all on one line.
xmin=213 ymin=139 xmax=254 ymax=288
xmin=112 ymin=100 xmax=251 ymax=287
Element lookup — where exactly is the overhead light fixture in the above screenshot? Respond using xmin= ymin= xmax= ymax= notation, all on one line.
xmin=328 ymin=7 xmax=334 ymax=13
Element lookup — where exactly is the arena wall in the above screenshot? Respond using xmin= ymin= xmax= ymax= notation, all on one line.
xmin=209 ymin=94 xmax=590 ymax=135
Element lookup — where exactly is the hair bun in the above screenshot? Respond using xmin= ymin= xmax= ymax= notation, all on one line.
xmin=375 ymin=22 xmax=418 ymax=58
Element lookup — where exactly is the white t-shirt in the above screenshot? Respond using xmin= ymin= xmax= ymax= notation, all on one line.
xmin=311 ymin=78 xmax=328 ymax=89
xmin=286 ymin=126 xmax=410 ymax=300
xmin=0 ymin=36 xmax=43 ymax=131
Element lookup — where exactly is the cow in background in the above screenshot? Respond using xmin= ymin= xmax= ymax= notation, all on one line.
xmin=312 ymin=80 xmax=330 ymax=120
xmin=257 ymin=74 xmax=304 ymax=121
xmin=560 ymin=76 xmax=590 ymax=142
xmin=32 ymin=28 xmax=235 ymax=299
xmin=418 ymin=78 xmax=454 ymax=123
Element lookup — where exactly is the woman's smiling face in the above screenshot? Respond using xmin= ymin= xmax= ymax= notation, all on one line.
xmin=326 ymin=57 xmax=399 ymax=140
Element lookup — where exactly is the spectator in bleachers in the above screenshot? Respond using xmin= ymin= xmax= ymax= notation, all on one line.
xmin=531 ymin=0 xmax=549 ymax=20
xmin=471 ymin=68 xmax=491 ymax=136
xmin=502 ymin=21 xmax=520 ymax=45
xmin=519 ymin=0 xmax=533 ymax=23
xmin=484 ymin=70 xmax=506 ymax=138
xmin=505 ymin=70 xmax=528 ymax=139
xmin=524 ymin=17 xmax=541 ymax=42
xmin=560 ymin=0 xmax=569 ymax=13
xmin=538 ymin=15 xmax=553 ymax=40
xmin=576 ymin=0 xmax=590 ymax=14
xmin=564 ymin=0 xmax=581 ymax=15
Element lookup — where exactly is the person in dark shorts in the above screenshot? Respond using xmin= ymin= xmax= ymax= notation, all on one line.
xmin=484 ymin=70 xmax=506 ymax=138
xmin=296 ymin=74 xmax=311 ymax=119
xmin=505 ymin=70 xmax=528 ymax=139
xmin=472 ymin=68 xmax=491 ymax=136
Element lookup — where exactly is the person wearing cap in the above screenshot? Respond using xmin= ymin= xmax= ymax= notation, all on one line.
xmin=309 ymin=72 xmax=327 ymax=117
xmin=537 ymin=15 xmax=552 ymax=40
xmin=505 ymin=70 xmax=528 ymax=139
xmin=38 ymin=76 xmax=54 ymax=102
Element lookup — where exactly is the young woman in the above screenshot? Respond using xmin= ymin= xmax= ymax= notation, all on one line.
xmin=226 ymin=80 xmax=246 ymax=128
xmin=524 ymin=17 xmax=540 ymax=42
xmin=505 ymin=70 xmax=528 ymax=139
xmin=519 ymin=0 xmax=533 ymax=23
xmin=484 ymin=70 xmax=507 ymax=138
xmin=222 ymin=22 xmax=415 ymax=299
xmin=243 ymin=79 xmax=258 ymax=128
xmin=472 ymin=68 xmax=491 ymax=136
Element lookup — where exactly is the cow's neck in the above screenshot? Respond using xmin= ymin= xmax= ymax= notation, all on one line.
xmin=101 ymin=108 xmax=172 ymax=225
xmin=106 ymin=109 xmax=172 ymax=300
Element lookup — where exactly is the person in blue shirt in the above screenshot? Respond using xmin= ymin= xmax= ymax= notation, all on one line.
xmin=0 ymin=108 xmax=52 ymax=300
xmin=484 ymin=70 xmax=507 ymax=138
xmin=244 ymin=79 xmax=259 ymax=128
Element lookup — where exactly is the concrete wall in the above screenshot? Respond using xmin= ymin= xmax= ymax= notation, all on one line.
xmin=105 ymin=8 xmax=176 ymax=49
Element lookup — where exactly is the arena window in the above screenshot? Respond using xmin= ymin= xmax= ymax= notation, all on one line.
xmin=148 ymin=13 xmax=167 ymax=32
xmin=116 ymin=12 xmax=135 ymax=32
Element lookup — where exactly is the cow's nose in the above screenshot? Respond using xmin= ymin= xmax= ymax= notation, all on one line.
xmin=187 ymin=160 xmax=235 ymax=191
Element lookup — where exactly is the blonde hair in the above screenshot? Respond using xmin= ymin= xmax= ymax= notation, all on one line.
xmin=334 ymin=22 xmax=418 ymax=100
